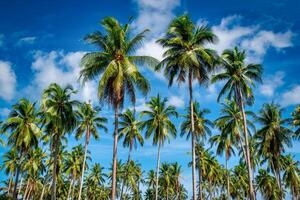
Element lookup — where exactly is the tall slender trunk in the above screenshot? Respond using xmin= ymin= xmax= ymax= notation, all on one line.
xmin=13 ymin=150 xmax=23 ymax=200
xmin=26 ymin=185 xmax=32 ymax=200
xmin=111 ymin=103 xmax=119 ymax=200
xmin=270 ymin=161 xmax=283 ymax=200
xmin=120 ymin=148 xmax=132 ymax=199
xmin=17 ymin=176 xmax=23 ymax=198
xmin=226 ymin=158 xmax=230 ymax=200
xmin=67 ymin=178 xmax=74 ymax=200
xmin=198 ymin=163 xmax=202 ymax=200
xmin=40 ymin=185 xmax=45 ymax=200
xmin=237 ymin=88 xmax=255 ymax=200
xmin=51 ymin=134 xmax=59 ymax=200
xmin=78 ymin=128 xmax=90 ymax=200
xmin=189 ymin=70 xmax=197 ymax=200
xmin=155 ymin=142 xmax=161 ymax=200
xmin=208 ymin=180 xmax=212 ymax=200
xmin=24 ymin=179 xmax=30 ymax=199
xmin=8 ymin=176 xmax=12 ymax=196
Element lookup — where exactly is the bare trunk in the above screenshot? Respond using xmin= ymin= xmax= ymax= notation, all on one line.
xmin=13 ymin=150 xmax=23 ymax=200
xmin=8 ymin=176 xmax=12 ymax=196
xmin=238 ymin=88 xmax=255 ymax=200
xmin=208 ymin=180 xmax=212 ymax=200
xmin=23 ymin=179 xmax=30 ymax=199
xmin=26 ymin=185 xmax=32 ymax=200
xmin=270 ymin=161 xmax=283 ymax=200
xmin=17 ymin=176 xmax=23 ymax=198
xmin=111 ymin=104 xmax=119 ymax=200
xmin=120 ymin=148 xmax=131 ymax=199
xmin=67 ymin=178 xmax=74 ymax=200
xmin=198 ymin=166 xmax=203 ymax=200
xmin=189 ymin=70 xmax=197 ymax=200
xmin=155 ymin=142 xmax=161 ymax=200
xmin=226 ymin=158 xmax=230 ymax=200
xmin=78 ymin=128 xmax=90 ymax=200
xmin=40 ymin=185 xmax=45 ymax=200
xmin=51 ymin=134 xmax=59 ymax=200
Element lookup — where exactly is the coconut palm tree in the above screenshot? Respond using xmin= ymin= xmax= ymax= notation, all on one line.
xmin=118 ymin=109 xmax=144 ymax=199
xmin=41 ymin=83 xmax=78 ymax=200
xmin=157 ymin=15 xmax=217 ymax=200
xmin=292 ymin=105 xmax=300 ymax=140
xmin=75 ymin=102 xmax=107 ymax=200
xmin=256 ymin=169 xmax=281 ymax=200
xmin=85 ymin=163 xmax=107 ymax=199
xmin=255 ymin=103 xmax=293 ymax=199
xmin=211 ymin=47 xmax=262 ymax=200
xmin=79 ymin=17 xmax=158 ymax=200
xmin=210 ymin=131 xmax=235 ymax=199
xmin=282 ymin=154 xmax=300 ymax=200
xmin=2 ymin=98 xmax=41 ymax=199
xmin=140 ymin=94 xmax=178 ymax=200
xmin=1 ymin=148 xmax=18 ymax=196
xmin=145 ymin=170 xmax=156 ymax=198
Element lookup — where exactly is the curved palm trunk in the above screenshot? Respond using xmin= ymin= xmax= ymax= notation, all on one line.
xmin=51 ymin=134 xmax=59 ymax=200
xmin=78 ymin=128 xmax=90 ymax=200
xmin=237 ymin=88 xmax=255 ymax=200
xmin=226 ymin=158 xmax=230 ymax=200
xmin=198 ymin=166 xmax=203 ymax=200
xmin=270 ymin=161 xmax=283 ymax=200
xmin=155 ymin=142 xmax=161 ymax=200
xmin=120 ymin=148 xmax=132 ymax=200
xmin=40 ymin=185 xmax=45 ymax=200
xmin=13 ymin=150 xmax=23 ymax=200
xmin=111 ymin=104 xmax=119 ymax=200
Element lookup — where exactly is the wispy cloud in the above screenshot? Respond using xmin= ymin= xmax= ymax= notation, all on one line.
xmin=280 ymin=85 xmax=300 ymax=106
xmin=0 ymin=61 xmax=16 ymax=101
xmin=259 ymin=71 xmax=285 ymax=97
xmin=17 ymin=36 xmax=37 ymax=45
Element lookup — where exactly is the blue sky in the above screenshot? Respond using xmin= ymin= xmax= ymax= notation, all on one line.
xmin=0 ymin=0 xmax=300 ymax=197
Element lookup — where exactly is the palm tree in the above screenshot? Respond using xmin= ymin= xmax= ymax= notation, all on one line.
xmin=41 ymin=83 xmax=78 ymax=200
xmin=210 ymin=131 xmax=235 ymax=199
xmin=211 ymin=47 xmax=262 ymax=200
xmin=157 ymin=15 xmax=217 ymax=200
xmin=282 ymin=155 xmax=300 ymax=200
xmin=145 ymin=170 xmax=156 ymax=198
xmin=292 ymin=105 xmax=300 ymax=140
xmin=256 ymin=169 xmax=281 ymax=200
xmin=79 ymin=17 xmax=158 ymax=200
xmin=255 ymin=103 xmax=293 ymax=199
xmin=86 ymin=163 xmax=107 ymax=199
xmin=180 ymin=102 xmax=213 ymax=199
xmin=1 ymin=148 xmax=18 ymax=196
xmin=75 ymin=102 xmax=107 ymax=200
xmin=2 ymin=98 xmax=41 ymax=199
xmin=118 ymin=109 xmax=144 ymax=199
xmin=140 ymin=95 xmax=178 ymax=200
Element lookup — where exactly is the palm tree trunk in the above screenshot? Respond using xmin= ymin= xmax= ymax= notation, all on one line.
xmin=237 ymin=88 xmax=255 ymax=200
xmin=67 ymin=178 xmax=74 ymax=200
xmin=120 ymin=149 xmax=131 ymax=200
xmin=13 ymin=150 xmax=23 ymax=200
xmin=40 ymin=185 xmax=45 ymax=200
xmin=155 ymin=142 xmax=161 ymax=200
xmin=51 ymin=134 xmax=59 ymax=200
xmin=270 ymin=161 xmax=283 ymax=200
xmin=78 ymin=128 xmax=90 ymax=200
xmin=208 ymin=180 xmax=212 ymax=200
xmin=17 ymin=176 xmax=23 ymax=198
xmin=189 ymin=69 xmax=197 ymax=200
xmin=198 ymin=164 xmax=202 ymax=200
xmin=8 ymin=176 xmax=12 ymax=196
xmin=26 ymin=185 xmax=32 ymax=200
xmin=226 ymin=158 xmax=230 ymax=200
xmin=23 ymin=179 xmax=30 ymax=199
xmin=111 ymin=103 xmax=119 ymax=200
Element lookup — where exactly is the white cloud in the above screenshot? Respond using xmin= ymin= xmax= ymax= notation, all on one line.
xmin=259 ymin=71 xmax=285 ymax=97
xmin=25 ymin=51 xmax=98 ymax=103
xmin=132 ymin=0 xmax=180 ymax=36
xmin=281 ymin=85 xmax=300 ymax=106
xmin=211 ymin=15 xmax=294 ymax=61
xmin=136 ymin=38 xmax=164 ymax=61
xmin=17 ymin=36 xmax=37 ymax=45
xmin=168 ymin=95 xmax=185 ymax=108
xmin=0 ymin=61 xmax=16 ymax=101
xmin=0 ymin=108 xmax=10 ymax=118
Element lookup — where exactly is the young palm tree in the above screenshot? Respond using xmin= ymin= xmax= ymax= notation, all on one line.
xmin=145 ymin=170 xmax=156 ymax=198
xmin=282 ymin=155 xmax=300 ymax=200
xmin=211 ymin=47 xmax=262 ymax=200
xmin=41 ymin=83 xmax=78 ymax=200
xmin=255 ymin=103 xmax=293 ymax=199
xmin=256 ymin=169 xmax=281 ymax=200
xmin=140 ymin=94 xmax=178 ymax=200
xmin=118 ymin=109 xmax=144 ymax=199
xmin=75 ymin=102 xmax=107 ymax=200
xmin=79 ymin=17 xmax=158 ymax=200
xmin=2 ymin=98 xmax=41 ymax=199
xmin=157 ymin=15 xmax=217 ymax=200
xmin=210 ymin=131 xmax=235 ymax=199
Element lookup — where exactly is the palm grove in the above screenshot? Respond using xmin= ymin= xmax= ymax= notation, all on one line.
xmin=0 ymin=15 xmax=299 ymax=200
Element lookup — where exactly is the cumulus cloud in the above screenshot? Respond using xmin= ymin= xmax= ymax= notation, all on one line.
xmin=25 ymin=51 xmax=98 ymax=103
xmin=281 ymin=85 xmax=300 ymax=106
xmin=211 ymin=15 xmax=294 ymax=61
xmin=0 ymin=61 xmax=16 ymax=101
xmin=17 ymin=36 xmax=37 ymax=45
xmin=168 ymin=95 xmax=185 ymax=108
xmin=259 ymin=71 xmax=285 ymax=97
